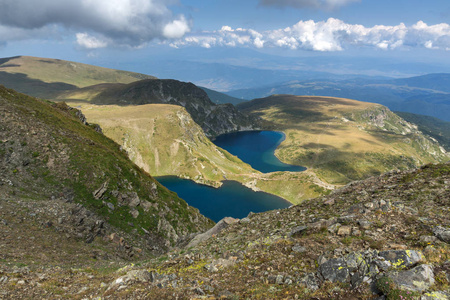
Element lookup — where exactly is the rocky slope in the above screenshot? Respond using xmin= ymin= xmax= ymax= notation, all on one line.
xmin=0 ymin=85 xmax=213 ymax=263
xmin=60 ymin=79 xmax=260 ymax=137
xmin=1 ymin=160 xmax=448 ymax=299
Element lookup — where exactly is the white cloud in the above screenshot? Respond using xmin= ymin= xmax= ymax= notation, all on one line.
xmin=169 ymin=18 xmax=450 ymax=52
xmin=163 ymin=17 xmax=191 ymax=39
xmin=0 ymin=0 xmax=190 ymax=48
xmin=76 ymin=33 xmax=108 ymax=49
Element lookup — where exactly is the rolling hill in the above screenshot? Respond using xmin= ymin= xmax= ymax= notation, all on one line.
xmin=238 ymin=95 xmax=449 ymax=185
xmin=58 ymin=79 xmax=260 ymax=137
xmin=0 ymin=56 xmax=155 ymax=98
xmin=228 ymin=74 xmax=450 ymax=122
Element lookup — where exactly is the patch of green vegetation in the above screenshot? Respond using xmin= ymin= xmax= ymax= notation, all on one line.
xmin=376 ymin=276 xmax=421 ymax=300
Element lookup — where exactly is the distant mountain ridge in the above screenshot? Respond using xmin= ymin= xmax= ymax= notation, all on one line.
xmin=229 ymin=73 xmax=450 ymax=122
xmin=62 ymin=79 xmax=260 ymax=137
xmin=0 ymin=56 xmax=260 ymax=138
xmin=0 ymin=56 xmax=155 ymax=98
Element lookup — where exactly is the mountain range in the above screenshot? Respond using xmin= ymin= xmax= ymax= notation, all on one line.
xmin=227 ymin=74 xmax=450 ymax=122
xmin=0 ymin=55 xmax=449 ymax=299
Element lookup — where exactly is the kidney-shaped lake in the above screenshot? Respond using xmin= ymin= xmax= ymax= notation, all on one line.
xmin=156 ymin=177 xmax=291 ymax=222
xmin=157 ymin=131 xmax=304 ymax=222
xmin=213 ymin=130 xmax=305 ymax=173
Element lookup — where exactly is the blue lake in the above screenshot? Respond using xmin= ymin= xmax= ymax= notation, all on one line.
xmin=213 ymin=130 xmax=306 ymax=173
xmin=156 ymin=177 xmax=291 ymax=222
xmin=156 ymin=130 xmax=305 ymax=222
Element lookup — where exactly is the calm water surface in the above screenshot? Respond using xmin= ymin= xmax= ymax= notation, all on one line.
xmin=213 ymin=131 xmax=306 ymax=173
xmin=157 ymin=131 xmax=305 ymax=222
xmin=157 ymin=177 xmax=291 ymax=222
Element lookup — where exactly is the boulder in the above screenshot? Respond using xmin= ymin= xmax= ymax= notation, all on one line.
xmin=297 ymin=273 xmax=320 ymax=291
xmin=318 ymin=258 xmax=350 ymax=283
xmin=289 ymin=225 xmax=308 ymax=237
xmin=386 ymin=264 xmax=435 ymax=292
xmin=187 ymin=217 xmax=239 ymax=248
xmin=378 ymin=250 xmax=423 ymax=269
xmin=432 ymin=226 xmax=450 ymax=243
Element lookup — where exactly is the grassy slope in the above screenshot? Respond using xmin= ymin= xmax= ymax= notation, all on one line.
xmin=75 ymin=102 xmax=326 ymax=204
xmin=0 ymin=56 xmax=155 ymax=98
xmin=395 ymin=111 xmax=450 ymax=151
xmin=0 ymin=86 xmax=212 ymax=251
xmin=238 ymin=95 xmax=449 ymax=185
xmin=75 ymin=103 xmax=256 ymax=186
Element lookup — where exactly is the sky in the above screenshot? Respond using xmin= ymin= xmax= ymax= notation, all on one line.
xmin=0 ymin=0 xmax=449 ymax=81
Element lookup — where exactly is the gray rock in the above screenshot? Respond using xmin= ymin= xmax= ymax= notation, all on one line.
xmin=93 ymin=181 xmax=108 ymax=199
xmin=268 ymin=275 xmax=277 ymax=284
xmin=358 ymin=219 xmax=372 ymax=230
xmin=386 ymin=264 xmax=435 ymax=292
xmin=420 ymin=235 xmax=438 ymax=243
xmin=275 ymin=274 xmax=284 ymax=285
xmin=105 ymin=202 xmax=114 ymax=210
xmin=187 ymin=217 xmax=239 ymax=248
xmin=319 ymin=258 xmax=350 ymax=283
xmin=379 ymin=250 xmax=423 ymax=269
xmin=297 ymin=273 xmax=320 ymax=291
xmin=337 ymin=226 xmax=352 ymax=236
xmin=128 ymin=194 xmax=140 ymax=207
xmin=292 ymin=244 xmax=306 ymax=253
xmin=124 ymin=270 xmax=152 ymax=282
xmin=140 ymin=200 xmax=152 ymax=212
xmin=433 ymin=226 xmax=450 ymax=243
xmin=328 ymin=223 xmax=341 ymax=234
xmin=289 ymin=225 xmax=308 ymax=237
xmin=240 ymin=217 xmax=251 ymax=223
xmin=204 ymin=264 xmax=218 ymax=273
xmin=130 ymin=209 xmax=139 ymax=219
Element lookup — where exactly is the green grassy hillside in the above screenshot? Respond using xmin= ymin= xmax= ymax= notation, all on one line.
xmin=238 ymin=95 xmax=449 ymax=185
xmin=0 ymin=85 xmax=213 ymax=259
xmin=0 ymin=56 xmax=155 ymax=98
xmin=75 ymin=102 xmax=326 ymax=204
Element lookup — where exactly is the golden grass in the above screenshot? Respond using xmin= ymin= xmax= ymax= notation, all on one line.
xmin=241 ymin=95 xmax=448 ymax=184
xmin=0 ymin=56 xmax=154 ymax=88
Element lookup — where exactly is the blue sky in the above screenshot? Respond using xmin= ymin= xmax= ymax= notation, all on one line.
xmin=0 ymin=0 xmax=449 ymax=81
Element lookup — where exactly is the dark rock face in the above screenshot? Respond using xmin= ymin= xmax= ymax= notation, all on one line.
xmin=91 ymin=79 xmax=260 ymax=137
xmin=433 ymin=226 xmax=450 ymax=243
xmin=318 ymin=258 xmax=350 ymax=283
